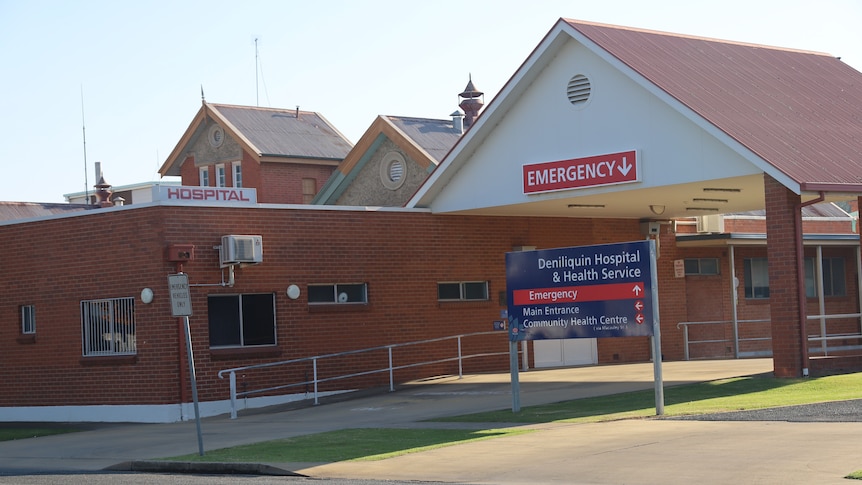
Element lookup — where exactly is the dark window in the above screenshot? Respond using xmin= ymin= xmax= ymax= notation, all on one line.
xmin=684 ymin=258 xmax=720 ymax=275
xmin=743 ymin=258 xmax=769 ymax=299
xmin=207 ymin=293 xmax=276 ymax=347
xmin=21 ymin=305 xmax=35 ymax=334
xmin=438 ymin=282 xmax=489 ymax=301
xmin=307 ymin=284 xmax=367 ymax=304
xmin=805 ymin=257 xmax=846 ymax=297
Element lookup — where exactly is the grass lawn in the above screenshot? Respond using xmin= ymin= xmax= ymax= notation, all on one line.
xmin=164 ymin=427 xmax=530 ymax=463
xmin=0 ymin=427 xmax=78 ymax=441
xmin=160 ymin=371 xmax=862 ymax=465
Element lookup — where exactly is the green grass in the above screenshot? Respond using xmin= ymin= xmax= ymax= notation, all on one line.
xmin=0 ymin=427 xmax=78 ymax=441
xmin=434 ymin=372 xmax=862 ymax=423
xmin=161 ymin=371 xmax=862 ymax=465
xmin=164 ymin=427 xmax=530 ymax=462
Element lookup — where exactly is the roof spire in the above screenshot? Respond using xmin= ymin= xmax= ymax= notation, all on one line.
xmin=201 ymin=85 xmax=206 ymax=105
xmin=458 ymin=74 xmax=484 ymax=128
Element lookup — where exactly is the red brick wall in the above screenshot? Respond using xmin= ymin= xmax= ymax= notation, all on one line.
xmin=177 ymin=151 xmax=336 ymax=204
xmin=258 ymin=163 xmax=335 ymax=204
xmin=1 ymin=205 xmax=664 ymax=408
xmin=764 ymin=174 xmax=807 ymax=377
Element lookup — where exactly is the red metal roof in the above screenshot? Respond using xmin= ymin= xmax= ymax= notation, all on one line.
xmin=566 ymin=19 xmax=862 ymax=192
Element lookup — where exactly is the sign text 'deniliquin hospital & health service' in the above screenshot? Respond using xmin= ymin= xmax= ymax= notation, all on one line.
xmin=506 ymin=241 xmax=655 ymax=341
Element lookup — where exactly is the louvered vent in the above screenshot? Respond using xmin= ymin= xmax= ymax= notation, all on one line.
xmin=388 ymin=160 xmax=404 ymax=183
xmin=567 ymin=74 xmax=591 ymax=105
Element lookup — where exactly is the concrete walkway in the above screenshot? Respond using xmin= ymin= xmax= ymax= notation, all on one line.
xmin=2 ymin=359 xmax=860 ymax=483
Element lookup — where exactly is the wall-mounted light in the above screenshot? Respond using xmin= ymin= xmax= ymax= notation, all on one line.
xmin=649 ymin=205 xmax=666 ymax=215
xmin=141 ymin=288 xmax=154 ymax=304
xmin=286 ymin=284 xmax=301 ymax=300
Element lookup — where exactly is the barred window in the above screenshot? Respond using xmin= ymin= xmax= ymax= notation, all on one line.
xmin=81 ymin=297 xmax=136 ymax=356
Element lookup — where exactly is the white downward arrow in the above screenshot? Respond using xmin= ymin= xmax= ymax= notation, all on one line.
xmin=618 ymin=156 xmax=632 ymax=176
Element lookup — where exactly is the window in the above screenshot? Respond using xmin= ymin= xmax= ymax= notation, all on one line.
xmin=307 ymin=283 xmax=367 ymax=304
xmin=302 ymin=178 xmax=317 ymax=204
xmin=232 ymin=162 xmax=242 ymax=188
xmin=81 ymin=297 xmax=136 ymax=355
xmin=805 ymin=257 xmax=846 ymax=297
xmin=684 ymin=258 xmax=719 ymax=275
xmin=199 ymin=167 xmax=210 ymax=187
xmin=208 ymin=293 xmax=276 ymax=347
xmin=438 ymin=282 xmax=489 ymax=301
xmin=21 ymin=305 xmax=35 ymax=334
xmin=216 ymin=164 xmax=226 ymax=187
xmin=743 ymin=258 xmax=769 ymax=299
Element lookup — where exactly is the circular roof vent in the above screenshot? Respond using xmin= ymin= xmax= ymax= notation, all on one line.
xmin=567 ymin=74 xmax=591 ymax=106
xmin=380 ymin=151 xmax=407 ymax=190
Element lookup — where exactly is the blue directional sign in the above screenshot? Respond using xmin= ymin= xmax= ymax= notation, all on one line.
xmin=506 ymin=240 xmax=656 ymax=341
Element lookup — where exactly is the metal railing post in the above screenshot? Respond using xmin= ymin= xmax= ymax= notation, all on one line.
xmin=313 ymin=358 xmax=319 ymax=405
xmin=683 ymin=324 xmax=690 ymax=361
xmin=229 ymin=371 xmax=237 ymax=419
xmin=457 ymin=336 xmax=463 ymax=379
xmin=388 ymin=347 xmax=394 ymax=391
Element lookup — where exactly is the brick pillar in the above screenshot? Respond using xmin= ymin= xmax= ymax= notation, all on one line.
xmin=764 ymin=174 xmax=807 ymax=377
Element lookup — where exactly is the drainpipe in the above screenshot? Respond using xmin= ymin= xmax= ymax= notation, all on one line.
xmin=796 ymin=192 xmax=825 ymax=376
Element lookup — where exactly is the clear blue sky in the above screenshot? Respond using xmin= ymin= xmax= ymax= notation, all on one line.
xmin=2 ymin=0 xmax=861 ymax=203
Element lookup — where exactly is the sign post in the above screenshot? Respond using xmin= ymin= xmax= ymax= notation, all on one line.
xmin=168 ymin=273 xmax=204 ymax=456
xmin=506 ymin=240 xmax=663 ymax=414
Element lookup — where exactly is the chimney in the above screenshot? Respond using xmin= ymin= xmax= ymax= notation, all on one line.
xmin=458 ymin=75 xmax=484 ymax=128
xmin=451 ymin=111 xmax=464 ymax=134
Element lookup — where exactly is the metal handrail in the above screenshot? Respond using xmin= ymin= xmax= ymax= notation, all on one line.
xmin=676 ymin=319 xmax=770 ymax=360
xmin=678 ymin=314 xmax=862 ymax=360
xmin=217 ymin=331 xmax=507 ymax=419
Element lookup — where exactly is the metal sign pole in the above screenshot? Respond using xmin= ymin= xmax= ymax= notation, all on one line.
xmin=649 ymin=240 xmax=665 ymax=415
xmin=183 ymin=315 xmax=205 ymax=456
xmin=509 ymin=339 xmax=521 ymax=413
xmin=168 ymin=273 xmax=204 ymax=455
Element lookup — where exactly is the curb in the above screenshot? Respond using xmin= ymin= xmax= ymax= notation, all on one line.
xmin=105 ymin=460 xmax=305 ymax=476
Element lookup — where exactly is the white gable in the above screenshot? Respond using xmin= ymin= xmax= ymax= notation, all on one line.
xmin=410 ymin=23 xmax=776 ymax=219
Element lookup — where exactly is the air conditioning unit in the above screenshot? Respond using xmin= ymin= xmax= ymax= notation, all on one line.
xmin=696 ymin=214 xmax=725 ymax=233
xmin=220 ymin=235 xmax=263 ymax=267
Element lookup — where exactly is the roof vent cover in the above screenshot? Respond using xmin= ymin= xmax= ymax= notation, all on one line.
xmin=567 ymin=74 xmax=591 ymax=106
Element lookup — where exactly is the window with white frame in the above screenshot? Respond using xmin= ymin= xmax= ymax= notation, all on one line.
xmin=743 ymin=258 xmax=770 ymax=299
xmin=81 ymin=297 xmax=136 ymax=355
xmin=199 ymin=167 xmax=210 ymax=187
xmin=216 ymin=164 xmax=226 ymax=187
xmin=232 ymin=162 xmax=242 ymax=187
xmin=805 ymin=257 xmax=846 ymax=297
xmin=684 ymin=258 xmax=720 ymax=275
xmin=21 ymin=305 xmax=35 ymax=334
xmin=307 ymin=283 xmax=367 ymax=305
xmin=207 ymin=293 xmax=276 ymax=347
xmin=437 ymin=281 xmax=489 ymax=301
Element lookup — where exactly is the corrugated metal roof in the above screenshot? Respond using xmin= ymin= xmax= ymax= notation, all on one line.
xmin=567 ymin=20 xmax=862 ymax=190
xmin=385 ymin=116 xmax=462 ymax=162
xmin=0 ymin=202 xmax=93 ymax=221
xmin=210 ymin=104 xmax=353 ymax=160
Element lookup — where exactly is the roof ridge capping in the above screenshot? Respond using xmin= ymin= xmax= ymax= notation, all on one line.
xmin=562 ymin=18 xmax=835 ymax=58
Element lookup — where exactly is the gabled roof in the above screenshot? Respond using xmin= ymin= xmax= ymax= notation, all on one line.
xmin=313 ymin=115 xmax=462 ymax=205
xmin=159 ymin=103 xmax=353 ymax=177
xmin=565 ymin=20 xmax=862 ymax=193
xmin=0 ymin=202 xmax=93 ymax=222
xmin=409 ymin=19 xmax=862 ymax=218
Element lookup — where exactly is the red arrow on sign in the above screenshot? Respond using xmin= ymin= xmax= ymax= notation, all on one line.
xmin=636 ymin=313 xmax=645 ymax=324
xmin=634 ymin=300 xmax=644 ymax=311
xmin=632 ymin=284 xmax=643 ymax=296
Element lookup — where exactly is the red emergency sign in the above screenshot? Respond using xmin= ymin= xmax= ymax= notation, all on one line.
xmin=523 ymin=150 xmax=639 ymax=194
